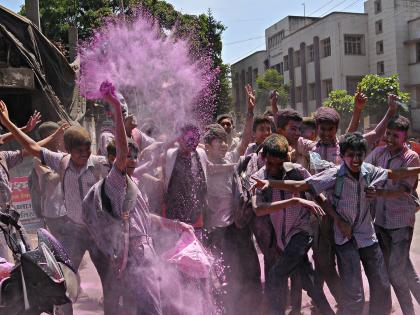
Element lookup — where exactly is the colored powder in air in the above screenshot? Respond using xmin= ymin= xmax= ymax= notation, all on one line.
xmin=78 ymin=10 xmax=219 ymax=131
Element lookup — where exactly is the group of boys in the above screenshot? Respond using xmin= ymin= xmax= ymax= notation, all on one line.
xmin=0 ymin=80 xmax=420 ymax=315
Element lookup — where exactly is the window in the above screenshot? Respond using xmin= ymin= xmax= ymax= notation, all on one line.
xmin=296 ymin=86 xmax=302 ymax=103
xmin=284 ymin=55 xmax=289 ymax=71
xmin=279 ymin=30 xmax=285 ymax=40
xmin=377 ymin=61 xmax=385 ymax=75
xmin=323 ymin=79 xmax=333 ymax=98
xmin=321 ymin=38 xmax=331 ymax=58
xmin=308 ymin=44 xmax=314 ymax=62
xmin=346 ymin=76 xmax=362 ymax=96
xmin=344 ymin=35 xmax=365 ymax=55
xmin=375 ymin=20 xmax=383 ymax=34
xmin=268 ymin=30 xmax=285 ymax=49
xmin=416 ymin=42 xmax=420 ymax=62
xmin=295 ymin=50 xmax=300 ymax=67
xmin=279 ymin=62 xmax=284 ymax=75
xmin=376 ymin=40 xmax=384 ymax=55
xmin=308 ymin=83 xmax=316 ymax=101
xmin=374 ymin=0 xmax=382 ymax=14
xmin=253 ymin=68 xmax=258 ymax=81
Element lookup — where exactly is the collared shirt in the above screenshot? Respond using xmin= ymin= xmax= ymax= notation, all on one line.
xmin=365 ymin=145 xmax=420 ymax=229
xmin=308 ymin=163 xmax=388 ymax=248
xmin=105 ymin=165 xmax=151 ymax=238
xmin=206 ymin=149 xmax=241 ymax=230
xmin=0 ymin=150 xmax=23 ymax=206
xmin=40 ymin=148 xmax=107 ymax=225
xmin=254 ymin=163 xmax=312 ymax=251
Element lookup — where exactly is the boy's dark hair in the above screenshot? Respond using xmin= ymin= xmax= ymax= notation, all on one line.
xmin=301 ymin=117 xmax=316 ymax=131
xmin=216 ymin=114 xmax=234 ymax=125
xmin=387 ymin=115 xmax=410 ymax=132
xmin=140 ymin=120 xmax=160 ymax=138
xmin=261 ymin=134 xmax=289 ymax=160
xmin=64 ymin=126 xmax=91 ymax=151
xmin=127 ymin=138 xmax=140 ymax=155
xmin=253 ymin=116 xmax=272 ymax=132
xmin=339 ymin=132 xmax=368 ymax=156
xmin=177 ymin=123 xmax=200 ymax=138
xmin=106 ymin=139 xmax=116 ymax=157
xmin=204 ymin=124 xmax=228 ymax=144
xmin=38 ymin=121 xmax=59 ymax=139
xmin=314 ymin=107 xmax=340 ymax=127
xmin=276 ymin=108 xmax=303 ymax=129
xmin=263 ymin=109 xmax=274 ymax=117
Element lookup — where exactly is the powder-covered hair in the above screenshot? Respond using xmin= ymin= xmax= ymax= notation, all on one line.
xmin=261 ymin=134 xmax=289 ymax=160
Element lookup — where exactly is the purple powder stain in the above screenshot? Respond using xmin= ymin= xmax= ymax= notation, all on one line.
xmin=78 ymin=9 xmax=219 ymax=131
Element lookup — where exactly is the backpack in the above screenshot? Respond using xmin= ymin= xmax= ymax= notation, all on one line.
xmin=332 ymin=163 xmax=371 ymax=227
xmin=83 ymin=175 xmax=138 ymax=271
xmin=232 ymin=155 xmax=255 ymax=228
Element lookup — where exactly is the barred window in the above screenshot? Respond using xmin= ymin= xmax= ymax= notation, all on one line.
xmin=344 ymin=35 xmax=365 ymax=55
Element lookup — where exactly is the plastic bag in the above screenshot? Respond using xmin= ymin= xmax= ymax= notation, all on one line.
xmin=309 ymin=151 xmax=336 ymax=173
xmin=161 ymin=232 xmax=214 ymax=279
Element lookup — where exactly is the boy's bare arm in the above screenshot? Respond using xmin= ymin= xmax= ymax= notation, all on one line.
xmin=347 ymin=88 xmax=367 ymax=133
xmin=236 ymin=84 xmax=255 ymax=156
xmin=101 ymin=82 xmax=128 ymax=172
xmin=0 ymin=100 xmax=44 ymax=158
xmin=365 ymin=94 xmax=398 ymax=141
xmin=0 ymin=110 xmax=42 ymax=145
xmin=251 ymin=176 xmax=311 ymax=192
xmin=387 ymin=167 xmax=420 ymax=180
xmin=270 ymin=90 xmax=279 ymax=119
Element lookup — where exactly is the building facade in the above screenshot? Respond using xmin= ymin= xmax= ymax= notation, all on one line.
xmin=231 ymin=0 xmax=420 ymax=126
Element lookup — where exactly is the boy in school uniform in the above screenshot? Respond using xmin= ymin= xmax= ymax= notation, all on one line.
xmin=252 ymin=132 xmax=420 ymax=315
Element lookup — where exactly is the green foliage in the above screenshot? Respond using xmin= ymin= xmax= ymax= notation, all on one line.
xmin=324 ymin=89 xmax=354 ymax=114
xmin=255 ymin=68 xmax=289 ymax=110
xmin=357 ymin=74 xmax=410 ymax=116
xmin=20 ymin=0 xmax=231 ymax=115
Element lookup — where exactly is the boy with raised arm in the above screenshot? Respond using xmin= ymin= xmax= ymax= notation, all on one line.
xmin=84 ymin=83 xmax=192 ymax=314
xmin=0 ymin=100 xmax=113 ymax=315
xmin=253 ymin=132 xmax=420 ymax=315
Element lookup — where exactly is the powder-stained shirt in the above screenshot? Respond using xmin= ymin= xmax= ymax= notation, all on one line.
xmin=0 ymin=150 xmax=23 ymax=206
xmin=105 ymin=165 xmax=151 ymax=237
xmin=206 ymin=149 xmax=241 ymax=230
xmin=365 ymin=145 xmax=420 ymax=229
xmin=254 ymin=164 xmax=312 ymax=251
xmin=244 ymin=142 xmax=259 ymax=157
xmin=40 ymin=148 xmax=107 ymax=225
xmin=308 ymin=163 xmax=388 ymax=248
xmin=165 ymin=151 xmax=207 ymax=224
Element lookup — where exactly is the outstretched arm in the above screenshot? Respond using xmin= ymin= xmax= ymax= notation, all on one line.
xmin=387 ymin=167 xmax=420 ymax=180
xmin=270 ymin=90 xmax=279 ymax=118
xmin=251 ymin=176 xmax=311 ymax=192
xmin=150 ymin=214 xmax=194 ymax=234
xmin=252 ymin=195 xmax=325 ymax=217
xmin=0 ymin=100 xmax=44 ymax=158
xmin=0 ymin=111 xmax=42 ymax=145
xmin=101 ymin=82 xmax=127 ymax=173
xmin=236 ymin=84 xmax=255 ymax=156
xmin=347 ymin=88 xmax=367 ymax=133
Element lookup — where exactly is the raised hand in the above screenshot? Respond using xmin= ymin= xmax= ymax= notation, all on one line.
xmin=298 ymin=198 xmax=326 ymax=216
xmin=24 ymin=110 xmax=42 ymax=132
xmin=245 ymin=84 xmax=256 ymax=112
xmin=354 ymin=87 xmax=367 ymax=111
xmin=100 ymin=81 xmax=120 ymax=109
xmin=0 ymin=100 xmax=10 ymax=123
xmin=388 ymin=93 xmax=399 ymax=112
xmin=270 ymin=90 xmax=278 ymax=106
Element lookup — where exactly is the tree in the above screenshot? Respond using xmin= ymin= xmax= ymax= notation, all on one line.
xmin=256 ymin=68 xmax=289 ymax=112
xmin=21 ymin=0 xmax=231 ymax=115
xmin=357 ymin=74 xmax=410 ymax=117
xmin=324 ymin=89 xmax=354 ymax=129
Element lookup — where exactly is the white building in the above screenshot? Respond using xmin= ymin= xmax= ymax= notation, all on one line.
xmin=231 ymin=0 xmax=420 ymax=125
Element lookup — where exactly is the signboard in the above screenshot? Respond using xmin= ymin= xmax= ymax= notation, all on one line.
xmin=10 ymin=176 xmax=42 ymax=232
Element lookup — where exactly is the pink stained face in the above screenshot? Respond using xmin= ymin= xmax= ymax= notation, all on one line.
xmin=254 ymin=123 xmax=272 ymax=145
xmin=342 ymin=149 xmax=366 ymax=173
xmin=179 ymin=129 xmax=200 ymax=152
xmin=385 ymin=129 xmax=407 ymax=153
xmin=206 ymin=138 xmax=228 ymax=160
xmin=278 ymin=120 xmax=301 ymax=146
xmin=317 ymin=122 xmax=337 ymax=145
xmin=70 ymin=144 xmax=92 ymax=168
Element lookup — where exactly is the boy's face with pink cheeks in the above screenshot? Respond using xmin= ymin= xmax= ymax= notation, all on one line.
xmin=179 ymin=129 xmax=200 ymax=153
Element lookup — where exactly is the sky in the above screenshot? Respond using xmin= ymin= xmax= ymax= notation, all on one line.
xmin=1 ymin=0 xmax=365 ymax=64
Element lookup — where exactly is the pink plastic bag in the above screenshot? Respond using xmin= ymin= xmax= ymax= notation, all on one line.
xmin=161 ymin=232 xmax=214 ymax=279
